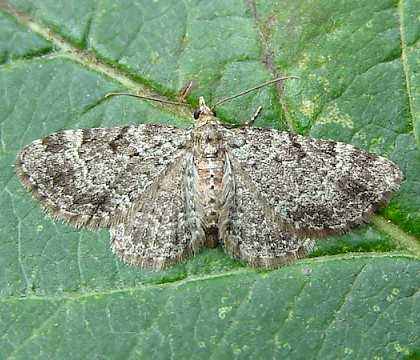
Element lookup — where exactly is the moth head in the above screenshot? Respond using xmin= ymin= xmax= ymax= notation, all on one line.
xmin=194 ymin=97 xmax=216 ymax=120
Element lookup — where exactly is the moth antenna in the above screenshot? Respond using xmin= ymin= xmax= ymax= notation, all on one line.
xmin=211 ymin=76 xmax=299 ymax=110
xmin=105 ymin=92 xmax=190 ymax=106
xmin=106 ymin=76 xmax=298 ymax=109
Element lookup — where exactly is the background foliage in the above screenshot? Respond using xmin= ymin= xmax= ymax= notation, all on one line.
xmin=0 ymin=0 xmax=418 ymax=358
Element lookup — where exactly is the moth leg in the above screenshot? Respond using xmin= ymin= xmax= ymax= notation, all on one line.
xmin=223 ymin=106 xmax=263 ymax=129
xmin=244 ymin=106 xmax=263 ymax=126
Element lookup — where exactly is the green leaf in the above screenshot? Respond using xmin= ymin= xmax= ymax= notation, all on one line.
xmin=1 ymin=257 xmax=419 ymax=359
xmin=0 ymin=0 xmax=418 ymax=358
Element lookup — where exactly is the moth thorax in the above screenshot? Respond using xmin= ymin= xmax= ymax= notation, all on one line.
xmin=195 ymin=125 xmax=223 ymax=154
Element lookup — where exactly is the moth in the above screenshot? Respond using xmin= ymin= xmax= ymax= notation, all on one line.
xmin=16 ymin=78 xmax=402 ymax=270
